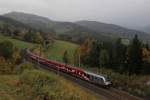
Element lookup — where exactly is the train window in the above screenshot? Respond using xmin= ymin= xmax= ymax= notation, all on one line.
xmin=95 ymin=77 xmax=98 ymax=80
xmin=99 ymin=78 xmax=103 ymax=82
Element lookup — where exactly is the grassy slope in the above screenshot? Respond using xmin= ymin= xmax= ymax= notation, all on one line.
xmin=0 ymin=70 xmax=97 ymax=100
xmin=0 ymin=35 xmax=35 ymax=49
xmin=0 ymin=75 xmax=19 ymax=100
xmin=45 ymin=40 xmax=78 ymax=64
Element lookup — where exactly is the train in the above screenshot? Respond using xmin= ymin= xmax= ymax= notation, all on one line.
xmin=26 ymin=49 xmax=111 ymax=86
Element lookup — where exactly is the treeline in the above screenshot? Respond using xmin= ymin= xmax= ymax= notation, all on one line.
xmin=0 ymin=23 xmax=54 ymax=45
xmin=74 ymin=35 xmax=150 ymax=75
xmin=0 ymin=17 xmax=55 ymax=45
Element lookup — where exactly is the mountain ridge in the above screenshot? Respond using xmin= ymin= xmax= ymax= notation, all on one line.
xmin=3 ymin=11 xmax=150 ymax=42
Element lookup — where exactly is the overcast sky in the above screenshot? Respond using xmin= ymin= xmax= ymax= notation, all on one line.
xmin=0 ymin=0 xmax=149 ymax=29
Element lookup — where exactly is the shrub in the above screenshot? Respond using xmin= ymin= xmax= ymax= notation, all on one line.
xmin=0 ymin=40 xmax=14 ymax=59
xmin=17 ymin=62 xmax=35 ymax=74
xmin=97 ymin=68 xmax=150 ymax=98
xmin=18 ymin=69 xmax=96 ymax=100
xmin=19 ymin=69 xmax=55 ymax=99
xmin=0 ymin=57 xmax=14 ymax=74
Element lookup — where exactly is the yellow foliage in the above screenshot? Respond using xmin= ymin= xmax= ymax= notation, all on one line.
xmin=142 ymin=48 xmax=150 ymax=63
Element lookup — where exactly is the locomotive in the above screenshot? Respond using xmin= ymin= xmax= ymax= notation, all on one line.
xmin=26 ymin=49 xmax=111 ymax=86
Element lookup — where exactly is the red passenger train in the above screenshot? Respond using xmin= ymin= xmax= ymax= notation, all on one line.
xmin=26 ymin=49 xmax=111 ymax=86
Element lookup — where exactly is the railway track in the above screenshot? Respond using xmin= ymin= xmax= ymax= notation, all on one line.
xmin=29 ymin=59 xmax=143 ymax=100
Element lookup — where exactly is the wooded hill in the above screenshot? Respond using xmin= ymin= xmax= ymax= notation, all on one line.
xmin=3 ymin=12 xmax=150 ymax=43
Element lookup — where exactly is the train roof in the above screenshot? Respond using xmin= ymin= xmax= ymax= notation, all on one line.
xmin=85 ymin=71 xmax=105 ymax=79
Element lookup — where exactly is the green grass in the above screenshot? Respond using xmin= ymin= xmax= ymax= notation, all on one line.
xmin=0 ymin=35 xmax=35 ymax=49
xmin=45 ymin=40 xmax=78 ymax=64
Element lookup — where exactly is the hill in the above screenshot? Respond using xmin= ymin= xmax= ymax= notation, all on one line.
xmin=141 ymin=25 xmax=150 ymax=33
xmin=4 ymin=12 xmax=114 ymax=43
xmin=0 ymin=15 xmax=35 ymax=36
xmin=76 ymin=21 xmax=150 ymax=41
xmin=4 ymin=12 xmax=56 ymax=34
xmin=3 ymin=12 xmax=150 ymax=42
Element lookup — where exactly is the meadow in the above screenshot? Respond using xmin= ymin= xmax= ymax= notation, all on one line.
xmin=0 ymin=35 xmax=35 ymax=49
xmin=45 ymin=40 xmax=78 ymax=64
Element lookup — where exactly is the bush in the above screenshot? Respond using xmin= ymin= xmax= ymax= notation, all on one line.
xmin=0 ymin=40 xmax=14 ymax=59
xmin=0 ymin=57 xmax=15 ymax=74
xmin=97 ymin=68 xmax=150 ymax=98
xmin=19 ymin=70 xmax=55 ymax=99
xmin=18 ymin=69 xmax=96 ymax=100
xmin=17 ymin=62 xmax=35 ymax=74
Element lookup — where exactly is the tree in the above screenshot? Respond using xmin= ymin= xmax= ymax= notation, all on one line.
xmin=99 ymin=49 xmax=109 ymax=67
xmin=114 ymin=38 xmax=127 ymax=71
xmin=86 ymin=41 xmax=101 ymax=66
xmin=63 ymin=51 xmax=69 ymax=64
xmin=35 ymin=32 xmax=44 ymax=44
xmin=73 ymin=48 xmax=80 ymax=66
xmin=127 ymin=35 xmax=143 ymax=74
xmin=80 ymin=38 xmax=92 ymax=64
xmin=24 ymin=31 xmax=36 ymax=43
xmin=0 ymin=41 xmax=14 ymax=59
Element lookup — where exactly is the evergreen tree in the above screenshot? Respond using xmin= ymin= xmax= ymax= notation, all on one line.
xmin=127 ymin=35 xmax=143 ymax=74
xmin=24 ymin=31 xmax=35 ymax=43
xmin=115 ymin=38 xmax=127 ymax=71
xmin=99 ymin=49 xmax=109 ymax=67
xmin=86 ymin=41 xmax=101 ymax=66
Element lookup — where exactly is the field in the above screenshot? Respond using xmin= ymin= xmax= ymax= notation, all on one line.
xmin=0 ymin=35 xmax=35 ymax=49
xmin=0 ymin=63 xmax=97 ymax=100
xmin=45 ymin=40 xmax=78 ymax=64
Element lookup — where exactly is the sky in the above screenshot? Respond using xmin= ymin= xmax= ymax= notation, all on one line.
xmin=0 ymin=0 xmax=149 ymax=29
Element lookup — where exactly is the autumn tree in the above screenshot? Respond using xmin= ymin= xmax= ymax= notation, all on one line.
xmin=79 ymin=38 xmax=92 ymax=64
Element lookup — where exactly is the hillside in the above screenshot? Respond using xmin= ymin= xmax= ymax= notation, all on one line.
xmin=76 ymin=21 xmax=150 ymax=41
xmin=0 ymin=35 xmax=35 ymax=48
xmin=0 ymin=15 xmax=35 ymax=36
xmin=45 ymin=40 xmax=78 ymax=64
xmin=4 ymin=12 xmax=55 ymax=34
xmin=141 ymin=25 xmax=150 ymax=33
xmin=4 ymin=12 xmax=114 ymax=43
xmin=3 ymin=12 xmax=150 ymax=42
xmin=0 ymin=63 xmax=97 ymax=100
